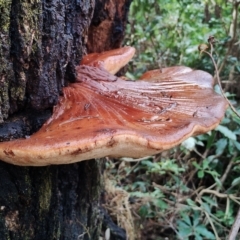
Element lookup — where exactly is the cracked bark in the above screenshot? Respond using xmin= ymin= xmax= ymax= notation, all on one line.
xmin=0 ymin=0 xmax=131 ymax=239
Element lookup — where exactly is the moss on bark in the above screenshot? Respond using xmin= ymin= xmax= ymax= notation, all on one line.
xmin=0 ymin=1 xmax=131 ymax=239
xmin=0 ymin=160 xmax=103 ymax=239
xmin=0 ymin=0 xmax=12 ymax=121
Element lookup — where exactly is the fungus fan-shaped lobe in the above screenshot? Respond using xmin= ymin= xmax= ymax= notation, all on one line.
xmin=74 ymin=66 xmax=226 ymax=138
xmin=0 ymin=65 xmax=227 ymax=166
xmin=80 ymin=46 xmax=136 ymax=74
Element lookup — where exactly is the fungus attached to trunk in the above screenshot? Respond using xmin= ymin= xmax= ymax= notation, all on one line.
xmin=0 ymin=47 xmax=227 ymax=166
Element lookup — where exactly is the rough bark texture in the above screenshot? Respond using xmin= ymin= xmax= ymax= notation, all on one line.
xmin=0 ymin=0 xmax=13 ymax=122
xmin=10 ymin=0 xmax=93 ymax=113
xmin=0 ymin=0 xmax=131 ymax=239
xmin=87 ymin=0 xmax=132 ymax=53
xmin=0 ymin=160 xmax=102 ymax=240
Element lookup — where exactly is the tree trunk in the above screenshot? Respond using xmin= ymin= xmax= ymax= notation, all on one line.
xmin=0 ymin=0 xmax=131 ymax=239
xmin=0 ymin=160 xmax=102 ymax=239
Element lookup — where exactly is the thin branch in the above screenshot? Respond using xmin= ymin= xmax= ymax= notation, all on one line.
xmin=202 ymin=44 xmax=240 ymax=118
xmin=219 ymin=154 xmax=236 ymax=185
xmin=228 ymin=207 xmax=240 ymax=240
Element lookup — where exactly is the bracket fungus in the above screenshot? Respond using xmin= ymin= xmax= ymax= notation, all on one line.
xmin=0 ymin=47 xmax=227 ymax=166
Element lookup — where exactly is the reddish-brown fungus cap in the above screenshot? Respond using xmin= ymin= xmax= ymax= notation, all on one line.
xmin=80 ymin=46 xmax=135 ymax=74
xmin=0 ymin=48 xmax=228 ymax=166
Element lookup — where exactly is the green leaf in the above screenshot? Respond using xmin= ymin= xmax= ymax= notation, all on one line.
xmin=231 ymin=177 xmax=240 ymax=187
xmin=234 ymin=128 xmax=240 ymax=135
xmin=215 ymin=125 xmax=236 ymax=140
xmin=141 ymin=160 xmax=161 ymax=171
xmin=215 ymin=138 xmax=227 ymax=155
xmin=202 ymin=159 xmax=210 ymax=169
xmin=195 ymin=225 xmax=215 ymax=239
xmin=177 ymin=221 xmax=192 ymax=238
xmin=186 ymin=198 xmax=197 ymax=207
xmin=132 ymin=181 xmax=147 ymax=192
xmin=192 ymin=161 xmax=201 ymax=169
xmin=228 ymin=140 xmax=236 ymax=155
xmin=138 ymin=205 xmax=149 ymax=218
xmin=202 ymin=196 xmax=218 ymax=207
xmin=200 ymin=201 xmax=211 ymax=214
xmin=214 ymin=177 xmax=223 ymax=188
xmin=233 ymin=140 xmax=240 ymax=151
xmin=193 ymin=211 xmax=200 ymax=227
xmin=206 ymin=131 xmax=216 ymax=149
xmin=125 ymin=71 xmax=136 ymax=80
xmin=198 ymin=170 xmax=204 ymax=178
xmin=155 ymin=199 xmax=168 ymax=210
xmin=195 ymin=234 xmax=203 ymax=240
xmin=181 ymin=212 xmax=192 ymax=226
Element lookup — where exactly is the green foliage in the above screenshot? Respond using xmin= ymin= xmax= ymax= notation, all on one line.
xmin=106 ymin=0 xmax=240 ymax=239
xmin=177 ymin=211 xmax=216 ymax=240
xmin=125 ymin=0 xmax=237 ymax=78
xmin=0 ymin=0 xmax=11 ymax=32
xmin=192 ymin=158 xmax=221 ymax=183
xmin=141 ymin=159 xmax=185 ymax=175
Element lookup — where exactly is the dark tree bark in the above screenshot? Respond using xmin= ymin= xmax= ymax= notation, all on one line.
xmin=0 ymin=160 xmax=102 ymax=239
xmin=0 ymin=0 xmax=132 ymax=239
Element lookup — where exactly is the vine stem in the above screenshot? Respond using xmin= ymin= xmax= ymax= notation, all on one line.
xmin=202 ymin=45 xmax=240 ymax=118
xmin=228 ymin=207 xmax=240 ymax=240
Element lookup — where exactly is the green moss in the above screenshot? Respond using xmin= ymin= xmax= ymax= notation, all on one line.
xmin=18 ymin=0 xmax=42 ymax=57
xmin=10 ymin=86 xmax=25 ymax=102
xmin=0 ymin=81 xmax=9 ymax=121
xmin=7 ymin=0 xmax=42 ymax=108
xmin=0 ymin=1 xmax=11 ymax=121
xmin=38 ymin=172 xmax=52 ymax=213
xmin=0 ymin=0 xmax=11 ymax=32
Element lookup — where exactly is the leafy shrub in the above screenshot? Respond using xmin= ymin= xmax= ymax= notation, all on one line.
xmin=104 ymin=1 xmax=240 ymax=239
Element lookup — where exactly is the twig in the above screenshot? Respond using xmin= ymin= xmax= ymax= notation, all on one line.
xmin=120 ymin=156 xmax=152 ymax=162
xmin=197 ymin=188 xmax=240 ymax=206
xmin=228 ymin=207 xmax=240 ymax=240
xmin=219 ymin=154 xmax=236 ymax=186
xmin=76 ymin=220 xmax=91 ymax=239
xmin=202 ymin=42 xmax=240 ymax=118
xmin=204 ymin=210 xmax=221 ymax=240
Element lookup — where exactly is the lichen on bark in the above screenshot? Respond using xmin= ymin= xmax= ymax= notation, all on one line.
xmin=0 ymin=0 xmax=12 ymax=122
xmin=1 ymin=0 xmax=95 ymax=117
xmin=0 ymin=1 xmax=130 ymax=239
xmin=10 ymin=0 xmax=42 ymax=112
